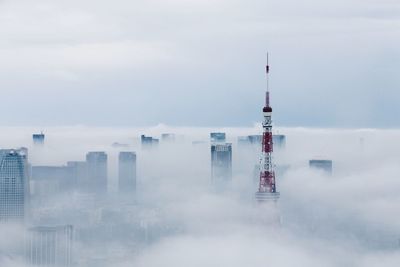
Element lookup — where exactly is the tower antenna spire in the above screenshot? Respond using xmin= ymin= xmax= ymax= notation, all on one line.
xmin=266 ymin=52 xmax=270 ymax=107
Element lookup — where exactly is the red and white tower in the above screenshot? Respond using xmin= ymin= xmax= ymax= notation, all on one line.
xmin=255 ymin=54 xmax=280 ymax=202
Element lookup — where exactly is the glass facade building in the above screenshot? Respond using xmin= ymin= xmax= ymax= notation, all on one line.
xmin=0 ymin=148 xmax=29 ymax=222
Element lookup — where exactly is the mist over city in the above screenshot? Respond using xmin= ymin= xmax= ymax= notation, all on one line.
xmin=1 ymin=0 xmax=400 ymax=266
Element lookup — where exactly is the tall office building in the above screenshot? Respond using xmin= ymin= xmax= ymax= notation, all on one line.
xmin=118 ymin=152 xmax=136 ymax=193
xmin=26 ymin=225 xmax=73 ymax=267
xmin=86 ymin=152 xmax=108 ymax=193
xmin=0 ymin=148 xmax=29 ymax=223
xmin=211 ymin=143 xmax=232 ymax=188
xmin=33 ymin=133 xmax=45 ymax=146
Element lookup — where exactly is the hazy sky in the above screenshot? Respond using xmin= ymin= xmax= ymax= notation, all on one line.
xmin=0 ymin=0 xmax=399 ymax=127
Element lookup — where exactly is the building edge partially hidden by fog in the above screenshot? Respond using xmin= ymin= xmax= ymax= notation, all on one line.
xmin=118 ymin=151 xmax=137 ymax=195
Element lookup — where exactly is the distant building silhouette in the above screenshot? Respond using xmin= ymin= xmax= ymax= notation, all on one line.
xmin=0 ymin=148 xmax=29 ymax=223
xmin=67 ymin=161 xmax=87 ymax=192
xmin=211 ymin=143 xmax=232 ymax=188
xmin=118 ymin=152 xmax=136 ymax=194
xmin=32 ymin=133 xmax=45 ymax=146
xmin=86 ymin=152 xmax=108 ymax=193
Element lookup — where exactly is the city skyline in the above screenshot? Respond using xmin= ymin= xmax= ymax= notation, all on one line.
xmin=0 ymin=1 xmax=399 ymax=266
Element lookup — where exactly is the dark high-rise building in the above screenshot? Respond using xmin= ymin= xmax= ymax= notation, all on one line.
xmin=211 ymin=143 xmax=232 ymax=188
xmin=0 ymin=148 xmax=29 ymax=223
xmin=210 ymin=132 xmax=226 ymax=143
xmin=309 ymin=159 xmax=333 ymax=175
xmin=86 ymin=152 xmax=108 ymax=193
xmin=33 ymin=133 xmax=45 ymax=146
xmin=26 ymin=225 xmax=73 ymax=267
xmin=118 ymin=152 xmax=136 ymax=193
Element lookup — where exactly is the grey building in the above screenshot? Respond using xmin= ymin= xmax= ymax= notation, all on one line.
xmin=33 ymin=133 xmax=45 ymax=146
xmin=26 ymin=225 xmax=73 ymax=267
xmin=86 ymin=152 xmax=108 ymax=193
xmin=118 ymin=152 xmax=136 ymax=193
xmin=309 ymin=159 xmax=333 ymax=175
xmin=211 ymin=143 xmax=232 ymax=188
xmin=66 ymin=161 xmax=87 ymax=192
xmin=0 ymin=148 xmax=29 ymax=223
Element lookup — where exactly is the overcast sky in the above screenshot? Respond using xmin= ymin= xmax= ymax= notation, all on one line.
xmin=0 ymin=0 xmax=399 ymax=127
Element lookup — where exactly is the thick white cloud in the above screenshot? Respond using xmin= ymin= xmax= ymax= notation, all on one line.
xmin=1 ymin=126 xmax=400 ymax=266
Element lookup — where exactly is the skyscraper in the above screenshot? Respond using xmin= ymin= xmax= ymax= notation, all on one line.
xmin=118 ymin=152 xmax=136 ymax=194
xmin=26 ymin=225 xmax=73 ymax=267
xmin=0 ymin=148 xmax=29 ymax=223
xmin=211 ymin=143 xmax=232 ymax=188
xmin=86 ymin=152 xmax=108 ymax=194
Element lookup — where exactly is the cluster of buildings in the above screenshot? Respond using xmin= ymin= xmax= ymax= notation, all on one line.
xmin=31 ymin=151 xmax=136 ymax=199
xmin=0 ymin=132 xmax=139 ymax=266
xmin=0 ymin=103 xmax=335 ymax=266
